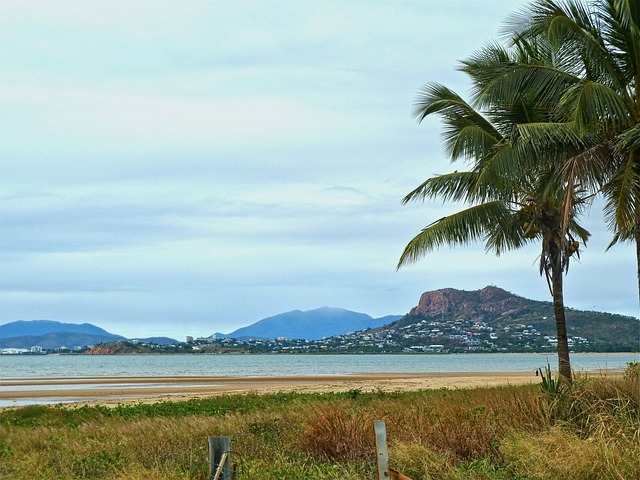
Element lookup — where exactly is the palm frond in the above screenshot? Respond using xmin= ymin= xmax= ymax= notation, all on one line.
xmin=515 ymin=122 xmax=583 ymax=151
xmin=501 ymin=0 xmax=567 ymax=41
xmin=402 ymin=171 xmax=482 ymax=205
xmin=602 ymin=149 xmax=640 ymax=231
xmin=547 ymin=3 xmax=630 ymax=93
xmin=568 ymin=219 xmax=592 ymax=244
xmin=449 ymin=125 xmax=500 ymax=162
xmin=564 ymin=80 xmax=632 ymax=133
xmin=606 ymin=227 xmax=635 ymax=249
xmin=397 ymin=201 xmax=513 ymax=268
xmin=603 ymin=0 xmax=640 ymax=85
xmin=474 ymin=64 xmax=577 ymax=115
xmin=485 ymin=211 xmax=530 ymax=255
xmin=615 ymin=122 xmax=640 ymax=152
xmin=611 ymin=0 xmax=640 ymax=30
xmin=412 ymin=83 xmax=483 ymax=124
xmin=413 ymin=83 xmax=502 ymax=163
xmin=561 ymin=140 xmax=614 ymax=191
xmin=474 ymin=140 xmax=537 ymax=192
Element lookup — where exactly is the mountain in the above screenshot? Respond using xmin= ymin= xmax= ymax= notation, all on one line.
xmin=218 ymin=307 xmax=402 ymax=340
xmin=0 ymin=320 xmax=119 ymax=339
xmin=0 ymin=320 xmax=125 ymax=349
xmin=368 ymin=286 xmax=639 ymax=352
xmin=0 ymin=333 xmax=126 ymax=350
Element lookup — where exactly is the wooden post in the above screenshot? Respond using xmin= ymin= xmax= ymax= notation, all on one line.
xmin=375 ymin=420 xmax=413 ymax=480
xmin=208 ymin=436 xmax=232 ymax=480
xmin=374 ymin=420 xmax=390 ymax=480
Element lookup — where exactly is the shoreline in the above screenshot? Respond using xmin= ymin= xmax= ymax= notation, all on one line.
xmin=0 ymin=370 xmax=623 ymax=407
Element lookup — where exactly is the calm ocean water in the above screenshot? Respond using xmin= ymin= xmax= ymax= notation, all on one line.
xmin=1 ymin=352 xmax=637 ymax=379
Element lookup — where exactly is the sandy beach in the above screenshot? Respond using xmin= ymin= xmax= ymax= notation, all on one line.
xmin=0 ymin=371 xmax=550 ymax=406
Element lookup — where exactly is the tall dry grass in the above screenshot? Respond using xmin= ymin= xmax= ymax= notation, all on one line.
xmin=299 ymin=386 xmax=549 ymax=463
xmin=1 ymin=368 xmax=638 ymax=479
xmin=499 ymin=426 xmax=639 ymax=480
xmin=382 ymin=368 xmax=640 ymax=480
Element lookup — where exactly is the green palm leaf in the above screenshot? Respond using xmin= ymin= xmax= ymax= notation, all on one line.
xmin=397 ymin=201 xmax=513 ymax=268
xmin=568 ymin=81 xmax=632 ymax=133
xmin=603 ymin=150 xmax=640 ymax=231
xmin=402 ymin=171 xmax=483 ymax=205
xmin=413 ymin=84 xmax=502 ymax=162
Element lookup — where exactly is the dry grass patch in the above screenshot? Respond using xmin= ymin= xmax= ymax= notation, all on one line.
xmin=1 ymin=371 xmax=638 ymax=480
xmin=379 ymin=386 xmax=548 ymax=461
xmin=301 ymin=401 xmax=376 ymax=462
xmin=500 ymin=426 xmax=640 ymax=480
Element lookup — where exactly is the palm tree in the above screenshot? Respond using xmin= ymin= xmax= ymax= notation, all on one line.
xmin=399 ymin=43 xmax=590 ymax=382
xmin=502 ymin=0 xmax=640 ymax=305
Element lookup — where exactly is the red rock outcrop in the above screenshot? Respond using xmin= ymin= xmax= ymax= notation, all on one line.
xmin=408 ymin=286 xmax=521 ymax=319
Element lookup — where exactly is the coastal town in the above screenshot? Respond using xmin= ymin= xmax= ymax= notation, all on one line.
xmin=1 ymin=316 xmax=599 ymax=355
xmin=189 ymin=317 xmax=595 ymax=354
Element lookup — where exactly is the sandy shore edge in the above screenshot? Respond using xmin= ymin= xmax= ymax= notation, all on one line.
xmin=1 ymin=370 xmax=624 ymax=407
xmin=0 ymin=371 xmax=613 ymax=407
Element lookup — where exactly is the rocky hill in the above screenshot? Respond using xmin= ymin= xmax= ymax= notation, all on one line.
xmin=85 ymin=342 xmax=154 ymax=354
xmin=377 ymin=286 xmax=639 ymax=352
xmin=408 ymin=286 xmax=526 ymax=318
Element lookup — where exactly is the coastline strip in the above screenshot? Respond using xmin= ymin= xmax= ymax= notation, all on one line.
xmin=2 ymin=372 xmax=537 ymax=404
xmin=1 ymin=371 xmax=622 ymax=406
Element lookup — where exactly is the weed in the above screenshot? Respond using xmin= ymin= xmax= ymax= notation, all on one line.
xmin=625 ymin=361 xmax=640 ymax=381
xmin=346 ymin=388 xmax=362 ymax=399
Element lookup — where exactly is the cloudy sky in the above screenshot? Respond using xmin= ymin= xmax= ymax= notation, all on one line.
xmin=1 ymin=0 xmax=637 ymax=339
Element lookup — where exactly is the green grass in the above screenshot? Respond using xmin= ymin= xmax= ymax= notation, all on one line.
xmin=0 ymin=367 xmax=638 ymax=479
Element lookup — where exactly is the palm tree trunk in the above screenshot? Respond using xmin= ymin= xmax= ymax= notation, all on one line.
xmin=551 ymin=257 xmax=572 ymax=384
xmin=636 ymin=227 xmax=640 ymax=312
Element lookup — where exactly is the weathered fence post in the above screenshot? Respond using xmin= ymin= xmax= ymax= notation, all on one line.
xmin=374 ymin=420 xmax=413 ymax=480
xmin=208 ymin=436 xmax=233 ymax=480
xmin=374 ymin=420 xmax=390 ymax=479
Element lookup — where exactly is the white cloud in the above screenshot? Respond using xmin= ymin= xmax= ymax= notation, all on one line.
xmin=1 ymin=0 xmax=636 ymax=339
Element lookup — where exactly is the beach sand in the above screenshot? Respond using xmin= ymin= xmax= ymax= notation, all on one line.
xmin=0 ymin=372 xmax=547 ymax=406
xmin=2 ymin=370 xmax=623 ymax=407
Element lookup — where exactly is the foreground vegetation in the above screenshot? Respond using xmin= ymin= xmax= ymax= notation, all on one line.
xmin=0 ymin=364 xmax=638 ymax=479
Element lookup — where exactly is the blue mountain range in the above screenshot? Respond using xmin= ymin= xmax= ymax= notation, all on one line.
xmin=217 ymin=306 xmax=402 ymax=340
xmin=0 ymin=320 xmax=119 ymax=339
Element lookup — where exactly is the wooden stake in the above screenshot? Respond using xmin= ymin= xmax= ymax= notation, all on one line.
xmin=212 ymin=452 xmax=228 ymax=480
xmin=208 ymin=436 xmax=232 ymax=480
xmin=374 ymin=420 xmax=390 ymax=479
xmin=374 ymin=420 xmax=413 ymax=480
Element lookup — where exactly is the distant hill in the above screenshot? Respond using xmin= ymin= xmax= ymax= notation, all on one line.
xmin=0 ymin=320 xmax=125 ymax=349
xmin=0 ymin=320 xmax=119 ymax=339
xmin=372 ymin=286 xmax=639 ymax=352
xmin=0 ymin=332 xmax=125 ymax=350
xmin=86 ymin=342 xmax=154 ymax=355
xmin=217 ymin=307 xmax=402 ymax=340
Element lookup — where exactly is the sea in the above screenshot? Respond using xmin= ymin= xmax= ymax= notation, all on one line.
xmin=1 ymin=352 xmax=637 ymax=378
xmin=1 ymin=353 xmax=637 ymax=406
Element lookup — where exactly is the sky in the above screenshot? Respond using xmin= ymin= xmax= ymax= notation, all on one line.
xmin=1 ymin=0 xmax=637 ymax=340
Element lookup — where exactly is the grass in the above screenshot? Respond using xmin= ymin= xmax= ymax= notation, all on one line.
xmin=0 ymin=365 xmax=638 ymax=479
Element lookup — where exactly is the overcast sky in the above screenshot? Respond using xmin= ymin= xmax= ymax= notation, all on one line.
xmin=1 ymin=0 xmax=637 ymax=339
